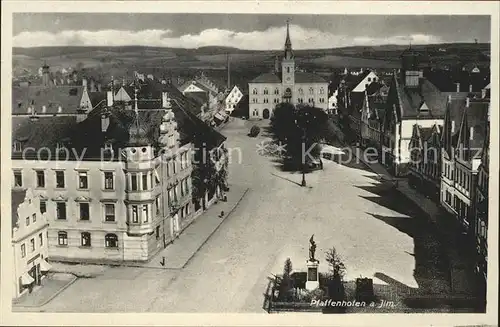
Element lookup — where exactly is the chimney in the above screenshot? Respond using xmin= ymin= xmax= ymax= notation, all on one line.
xmin=82 ymin=78 xmax=87 ymax=88
xmin=101 ymin=115 xmax=110 ymax=133
xmin=456 ymin=83 xmax=460 ymax=92
xmin=42 ymin=105 xmax=46 ymax=114
xmin=469 ymin=84 xmax=473 ymax=93
xmin=469 ymin=126 xmax=474 ymax=140
xmin=90 ymin=79 xmax=96 ymax=92
xmin=451 ymin=121 xmax=455 ymax=133
xmin=447 ymin=95 xmax=451 ymax=103
xmin=466 ymin=97 xmax=470 ymax=107
xmin=107 ymin=91 xmax=114 ymax=107
xmin=53 ymin=79 xmax=57 ymax=86
xmin=97 ymin=83 xmax=102 ymax=92
xmin=162 ymin=92 xmax=171 ymax=108
xmin=57 ymin=106 xmax=62 ymax=113
xmin=27 ymin=107 xmax=32 ymax=114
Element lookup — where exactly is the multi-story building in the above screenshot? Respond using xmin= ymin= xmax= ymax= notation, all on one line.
xmin=408 ymin=123 xmax=442 ymax=203
xmin=11 ymin=81 xmax=209 ymax=264
xmin=383 ymin=49 xmax=452 ymax=176
xmin=474 ymin=113 xmax=489 ymax=298
xmin=440 ymin=95 xmax=490 ymax=235
xmin=248 ymin=22 xmax=328 ymax=119
xmin=12 ymin=188 xmax=50 ymax=298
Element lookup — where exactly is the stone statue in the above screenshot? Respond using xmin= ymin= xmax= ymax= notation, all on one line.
xmin=309 ymin=234 xmax=317 ymax=261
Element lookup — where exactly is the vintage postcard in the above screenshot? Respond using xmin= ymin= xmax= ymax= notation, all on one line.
xmin=1 ymin=1 xmax=498 ymax=326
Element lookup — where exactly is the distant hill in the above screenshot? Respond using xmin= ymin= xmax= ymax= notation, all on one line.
xmin=12 ymin=42 xmax=490 ymax=80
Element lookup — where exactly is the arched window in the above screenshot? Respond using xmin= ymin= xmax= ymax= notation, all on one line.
xmin=252 ymin=88 xmax=258 ymax=95
xmin=105 ymin=233 xmax=118 ymax=248
xmin=264 ymin=88 xmax=269 ymax=95
xmin=309 ymin=87 xmax=314 ymax=95
xmin=81 ymin=232 xmax=91 ymax=247
xmin=58 ymin=231 xmax=68 ymax=246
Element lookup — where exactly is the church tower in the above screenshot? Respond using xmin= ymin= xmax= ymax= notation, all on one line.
xmin=281 ymin=20 xmax=295 ymax=101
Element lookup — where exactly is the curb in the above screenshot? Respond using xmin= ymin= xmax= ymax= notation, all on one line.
xmin=181 ymin=187 xmax=250 ymax=268
xmin=14 ymin=274 xmax=78 ymax=308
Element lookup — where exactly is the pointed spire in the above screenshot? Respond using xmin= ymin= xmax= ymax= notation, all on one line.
xmin=284 ymin=19 xmax=293 ymax=59
xmin=134 ymin=87 xmax=139 ymax=115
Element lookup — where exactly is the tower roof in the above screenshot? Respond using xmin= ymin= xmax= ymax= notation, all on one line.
xmin=284 ymin=20 xmax=293 ymax=60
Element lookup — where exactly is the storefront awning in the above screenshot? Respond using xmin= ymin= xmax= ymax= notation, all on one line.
xmin=21 ymin=273 xmax=35 ymax=285
xmin=40 ymin=259 xmax=52 ymax=272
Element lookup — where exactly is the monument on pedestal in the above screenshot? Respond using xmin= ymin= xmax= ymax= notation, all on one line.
xmin=305 ymin=235 xmax=320 ymax=291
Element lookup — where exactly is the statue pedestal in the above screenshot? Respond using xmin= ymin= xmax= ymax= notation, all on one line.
xmin=305 ymin=260 xmax=319 ymax=291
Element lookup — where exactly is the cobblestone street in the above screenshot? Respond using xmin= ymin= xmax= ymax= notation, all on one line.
xmin=16 ymin=119 xmax=467 ymax=312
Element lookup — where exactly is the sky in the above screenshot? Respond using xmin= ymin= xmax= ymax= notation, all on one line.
xmin=13 ymin=13 xmax=491 ymax=49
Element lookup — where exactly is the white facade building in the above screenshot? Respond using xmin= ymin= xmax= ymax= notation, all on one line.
xmin=248 ymin=22 xmax=328 ymax=119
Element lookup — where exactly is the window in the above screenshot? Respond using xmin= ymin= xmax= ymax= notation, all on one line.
xmin=156 ymin=226 xmax=160 ymax=239
xmin=142 ymin=173 xmax=148 ymax=190
xmin=298 ymin=88 xmax=303 ymax=95
xmin=143 ymin=204 xmax=149 ymax=223
xmin=14 ymin=171 xmax=22 ymax=187
xmin=309 ymin=88 xmax=314 ymax=95
xmin=131 ymin=174 xmax=138 ymax=191
xmin=320 ymin=88 xmax=325 ymax=95
xmin=39 ymin=233 xmax=43 ymax=246
xmin=56 ymin=202 xmax=67 ymax=220
xmin=104 ymin=172 xmax=114 ymax=190
xmin=58 ymin=231 xmax=68 ymax=246
xmin=264 ymin=88 xmax=269 ymax=95
xmin=367 ymin=77 xmax=371 ymax=82
xmin=274 ymin=88 xmax=279 ymax=95
xmin=36 ymin=170 xmax=45 ymax=188
xmin=78 ymin=171 xmax=88 ymax=189
xmin=264 ymin=98 xmax=269 ymax=103
xmin=30 ymin=238 xmax=35 ymax=252
xmin=173 ymin=161 xmax=177 ymax=174
xmin=21 ymin=244 xmax=26 ymax=258
xmin=132 ymin=205 xmax=139 ymax=223
xmin=105 ymin=234 xmax=118 ymax=248
xmin=81 ymin=232 xmax=91 ymax=247
xmin=105 ymin=204 xmax=115 ymax=222
xmin=32 ymin=213 xmax=36 ymax=223
xmin=155 ymin=196 xmax=161 ymax=215
xmin=252 ymin=88 xmax=257 ymax=95
xmin=79 ymin=203 xmax=90 ymax=220
xmin=287 ymin=67 xmax=290 ymax=73
xmin=56 ymin=171 xmax=65 ymax=188
xmin=40 ymin=201 xmax=47 ymax=214
xmin=13 ymin=141 xmax=23 ymax=152
xmin=26 ymin=216 xmax=30 ymax=226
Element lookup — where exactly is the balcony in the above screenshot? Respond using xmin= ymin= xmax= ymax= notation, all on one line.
xmin=126 ymin=222 xmax=153 ymax=236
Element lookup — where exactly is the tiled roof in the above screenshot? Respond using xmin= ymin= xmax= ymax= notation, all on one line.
xmin=12 ymin=116 xmax=78 ymax=154
xmin=295 ymin=72 xmax=327 ymax=83
xmin=185 ymin=92 xmax=209 ymax=106
xmin=424 ymin=70 xmax=490 ymax=93
xmin=12 ymin=189 xmax=27 ymax=231
xmin=12 ymin=79 xmax=223 ymax=160
xmin=250 ymin=73 xmax=281 ymax=84
xmin=459 ymin=100 xmax=489 ymax=150
xmin=419 ymin=127 xmax=434 ymax=142
xmin=12 ymin=85 xmax=84 ymax=115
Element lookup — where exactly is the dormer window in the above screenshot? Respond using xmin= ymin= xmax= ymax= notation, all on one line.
xmin=104 ymin=142 xmax=113 ymax=151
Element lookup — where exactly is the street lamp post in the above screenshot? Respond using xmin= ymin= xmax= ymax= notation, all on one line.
xmin=301 ymin=127 xmax=307 ymax=187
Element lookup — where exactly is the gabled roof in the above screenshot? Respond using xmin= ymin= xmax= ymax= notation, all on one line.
xmin=185 ymin=92 xmax=209 ymax=107
xmin=457 ymin=100 xmax=489 ymax=151
xmin=12 ymin=85 xmax=84 ymax=115
xmin=250 ymin=73 xmax=282 ymax=84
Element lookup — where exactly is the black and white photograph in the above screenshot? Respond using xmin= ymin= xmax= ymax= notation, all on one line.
xmin=1 ymin=1 xmax=498 ymax=326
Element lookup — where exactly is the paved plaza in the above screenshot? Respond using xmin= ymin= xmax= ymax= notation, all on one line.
xmin=15 ymin=118 xmax=455 ymax=312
